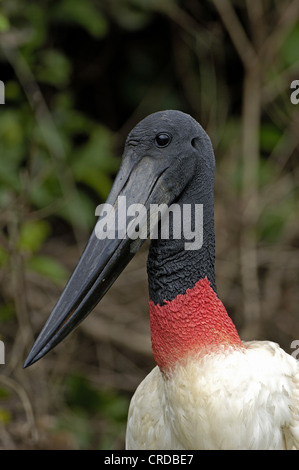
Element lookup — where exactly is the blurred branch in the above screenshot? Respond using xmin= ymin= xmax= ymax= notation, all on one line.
xmin=212 ymin=0 xmax=258 ymax=70
xmin=0 ymin=375 xmax=37 ymax=440
xmin=81 ymin=316 xmax=152 ymax=357
xmin=240 ymin=63 xmax=261 ymax=330
xmin=245 ymin=0 xmax=265 ymax=50
xmin=212 ymin=0 xmax=262 ymax=331
xmin=262 ymin=0 xmax=299 ymax=65
xmin=156 ymin=2 xmax=208 ymax=48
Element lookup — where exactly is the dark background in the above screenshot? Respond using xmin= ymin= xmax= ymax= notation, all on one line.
xmin=0 ymin=0 xmax=298 ymax=449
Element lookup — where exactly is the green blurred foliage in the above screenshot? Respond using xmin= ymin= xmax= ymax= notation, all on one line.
xmin=0 ymin=0 xmax=124 ymax=286
xmin=52 ymin=1 xmax=109 ymax=38
xmin=0 ymin=387 xmax=11 ymax=425
xmin=282 ymin=24 xmax=299 ymax=68
xmin=60 ymin=374 xmax=129 ymax=449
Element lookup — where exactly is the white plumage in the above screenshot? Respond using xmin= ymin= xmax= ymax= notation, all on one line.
xmin=126 ymin=341 xmax=299 ymax=450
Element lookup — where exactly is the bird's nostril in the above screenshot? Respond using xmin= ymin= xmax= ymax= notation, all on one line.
xmin=191 ymin=137 xmax=197 ymax=148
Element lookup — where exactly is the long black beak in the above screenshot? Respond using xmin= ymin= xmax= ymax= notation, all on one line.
xmin=24 ymin=149 xmax=171 ymax=367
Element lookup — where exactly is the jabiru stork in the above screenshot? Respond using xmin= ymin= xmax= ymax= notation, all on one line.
xmin=24 ymin=110 xmax=299 ymax=450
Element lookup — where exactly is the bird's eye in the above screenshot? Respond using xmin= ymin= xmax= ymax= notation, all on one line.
xmin=155 ymin=133 xmax=172 ymax=148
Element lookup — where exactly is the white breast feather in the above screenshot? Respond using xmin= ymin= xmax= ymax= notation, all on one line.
xmin=126 ymin=341 xmax=299 ymax=450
